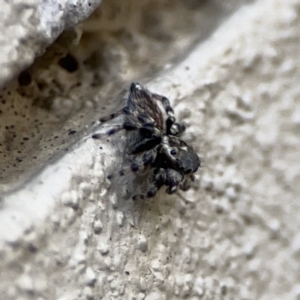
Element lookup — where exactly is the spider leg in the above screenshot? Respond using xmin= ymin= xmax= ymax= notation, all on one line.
xmin=129 ymin=134 xmax=162 ymax=154
xmin=180 ymin=173 xmax=196 ymax=191
xmin=99 ymin=108 xmax=124 ymax=123
xmin=160 ymin=136 xmax=176 ymax=161
xmin=93 ymin=113 xmax=157 ymax=139
xmin=125 ymin=105 xmax=162 ymax=133
xmin=152 ymin=93 xmax=174 ymax=119
xmin=170 ymin=122 xmax=186 ymax=136
xmin=152 ymin=93 xmax=185 ymax=136
xmin=152 ymin=93 xmax=175 ymax=124
xmin=100 ymin=100 xmax=157 ymax=126
xmin=131 ymin=148 xmax=157 ymax=172
xmin=132 ymin=168 xmax=166 ymax=200
xmin=165 ymin=168 xmax=184 ymax=194
xmin=180 ymin=177 xmax=191 ymax=191
xmin=125 ymin=115 xmax=163 ymax=154
xmin=92 ymin=124 xmax=127 ymax=139
xmin=120 ymin=148 xmax=158 ymax=175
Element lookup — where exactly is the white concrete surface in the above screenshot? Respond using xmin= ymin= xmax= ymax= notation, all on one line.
xmin=0 ymin=0 xmax=300 ymax=299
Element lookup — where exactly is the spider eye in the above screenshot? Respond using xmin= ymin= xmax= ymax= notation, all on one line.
xmin=170 ymin=149 xmax=177 ymax=156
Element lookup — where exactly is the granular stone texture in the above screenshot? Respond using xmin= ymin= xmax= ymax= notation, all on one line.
xmin=0 ymin=0 xmax=300 ymax=299
xmin=0 ymin=0 xmax=100 ymax=89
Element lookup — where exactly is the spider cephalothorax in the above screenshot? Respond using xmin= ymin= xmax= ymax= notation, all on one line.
xmin=92 ymin=82 xmax=201 ymax=200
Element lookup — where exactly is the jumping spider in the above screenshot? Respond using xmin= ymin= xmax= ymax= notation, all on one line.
xmin=92 ymin=82 xmax=201 ymax=200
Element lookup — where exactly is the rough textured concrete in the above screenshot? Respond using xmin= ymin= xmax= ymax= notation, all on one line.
xmin=0 ymin=0 xmax=100 ymax=89
xmin=1 ymin=0 xmax=300 ymax=299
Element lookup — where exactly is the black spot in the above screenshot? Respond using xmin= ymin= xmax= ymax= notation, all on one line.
xmin=170 ymin=149 xmax=177 ymax=156
xmin=125 ymin=271 xmax=130 ymax=275
xmin=18 ymin=70 xmax=32 ymax=86
xmin=140 ymin=126 xmax=154 ymax=136
xmin=68 ymin=130 xmax=77 ymax=135
xmin=27 ymin=243 xmax=38 ymax=253
xmin=122 ymin=107 xmax=130 ymax=114
xmin=130 ymin=82 xmax=138 ymax=92
xmin=23 ymin=137 xmax=29 ymax=141
xmin=107 ymin=174 xmax=113 ymax=180
xmin=58 ymin=54 xmax=78 ymax=73
xmin=184 ymin=169 xmax=192 ymax=174
xmin=131 ymin=163 xmax=139 ymax=172
xmin=147 ymin=190 xmax=155 ymax=198
xmin=108 ymin=129 xmax=117 ymax=135
xmin=124 ymin=122 xmax=136 ymax=130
